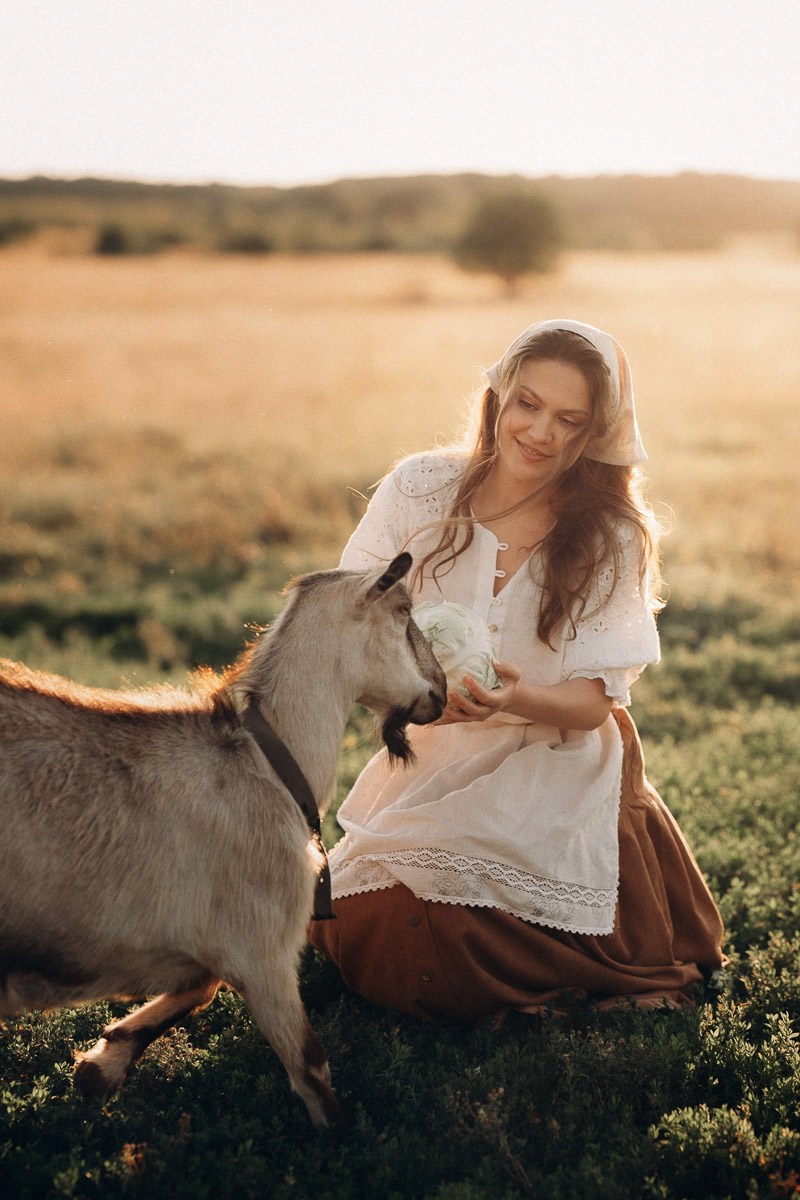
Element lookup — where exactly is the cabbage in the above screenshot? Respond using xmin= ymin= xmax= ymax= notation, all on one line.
xmin=412 ymin=601 xmax=501 ymax=696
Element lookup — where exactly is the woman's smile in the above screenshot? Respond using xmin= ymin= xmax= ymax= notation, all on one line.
xmin=513 ymin=437 xmax=552 ymax=465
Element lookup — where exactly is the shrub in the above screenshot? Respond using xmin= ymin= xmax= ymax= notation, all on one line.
xmin=217 ymin=231 xmax=274 ymax=254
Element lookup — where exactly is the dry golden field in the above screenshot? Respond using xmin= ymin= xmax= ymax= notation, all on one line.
xmin=1 ymin=244 xmax=799 ymax=600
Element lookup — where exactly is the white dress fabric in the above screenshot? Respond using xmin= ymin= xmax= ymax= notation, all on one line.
xmin=329 ymin=450 xmax=661 ymax=935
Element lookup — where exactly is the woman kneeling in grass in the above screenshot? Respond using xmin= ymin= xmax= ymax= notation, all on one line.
xmin=310 ymin=319 xmax=724 ymax=1022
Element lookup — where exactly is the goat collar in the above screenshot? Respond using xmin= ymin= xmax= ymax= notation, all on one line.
xmin=241 ymin=702 xmax=334 ymax=921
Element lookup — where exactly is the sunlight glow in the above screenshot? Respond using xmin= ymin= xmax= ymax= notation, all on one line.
xmin=1 ymin=0 xmax=797 ymax=185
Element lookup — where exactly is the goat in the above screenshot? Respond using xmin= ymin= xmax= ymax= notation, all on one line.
xmin=0 ymin=552 xmax=446 ymax=1127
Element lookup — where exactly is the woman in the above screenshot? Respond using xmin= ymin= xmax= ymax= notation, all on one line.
xmin=310 ymin=318 xmax=724 ymax=1023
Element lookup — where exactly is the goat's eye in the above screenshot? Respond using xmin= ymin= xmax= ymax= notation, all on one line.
xmin=399 ymin=604 xmax=410 ymax=616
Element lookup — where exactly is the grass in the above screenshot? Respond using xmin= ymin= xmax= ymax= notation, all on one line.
xmin=1 ymin=247 xmax=800 ymax=1197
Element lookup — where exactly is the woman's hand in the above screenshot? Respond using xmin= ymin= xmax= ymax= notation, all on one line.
xmin=435 ymin=667 xmax=613 ymax=730
xmin=437 ymin=660 xmax=522 ymax=724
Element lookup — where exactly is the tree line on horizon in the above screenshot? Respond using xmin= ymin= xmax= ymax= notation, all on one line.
xmin=1 ymin=170 xmax=798 ymax=274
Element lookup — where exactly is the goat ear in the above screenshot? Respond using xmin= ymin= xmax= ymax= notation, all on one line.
xmin=360 ymin=553 xmax=413 ymax=603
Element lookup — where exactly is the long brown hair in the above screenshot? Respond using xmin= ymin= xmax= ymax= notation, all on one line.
xmin=410 ymin=328 xmax=663 ymax=646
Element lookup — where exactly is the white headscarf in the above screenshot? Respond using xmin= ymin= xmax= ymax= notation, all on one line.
xmin=484 ymin=318 xmax=647 ymax=466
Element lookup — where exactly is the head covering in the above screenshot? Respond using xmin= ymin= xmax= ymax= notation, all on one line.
xmin=484 ymin=318 xmax=647 ymax=466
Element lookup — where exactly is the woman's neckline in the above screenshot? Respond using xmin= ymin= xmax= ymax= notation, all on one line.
xmin=472 ymin=518 xmax=549 ymax=596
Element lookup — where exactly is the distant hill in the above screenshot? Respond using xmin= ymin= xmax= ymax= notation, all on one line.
xmin=1 ymin=171 xmax=798 ymax=254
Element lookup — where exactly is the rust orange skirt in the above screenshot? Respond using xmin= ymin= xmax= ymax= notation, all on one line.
xmin=309 ymin=711 xmax=725 ymax=1024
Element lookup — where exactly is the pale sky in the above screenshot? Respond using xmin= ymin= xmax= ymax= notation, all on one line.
xmin=1 ymin=0 xmax=798 ymax=187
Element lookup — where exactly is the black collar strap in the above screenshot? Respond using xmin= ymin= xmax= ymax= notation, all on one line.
xmin=241 ymin=702 xmax=334 ymax=921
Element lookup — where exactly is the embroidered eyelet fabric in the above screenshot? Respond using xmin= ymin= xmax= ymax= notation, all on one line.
xmin=332 ymin=451 xmax=660 ymax=934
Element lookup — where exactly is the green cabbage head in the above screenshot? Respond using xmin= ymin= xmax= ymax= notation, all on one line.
xmin=412 ymin=601 xmax=500 ymax=696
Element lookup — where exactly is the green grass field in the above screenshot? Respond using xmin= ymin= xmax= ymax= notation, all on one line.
xmin=1 ymin=248 xmax=799 ymax=1198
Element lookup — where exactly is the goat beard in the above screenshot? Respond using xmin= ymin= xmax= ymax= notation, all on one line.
xmin=379 ymin=707 xmax=417 ymax=767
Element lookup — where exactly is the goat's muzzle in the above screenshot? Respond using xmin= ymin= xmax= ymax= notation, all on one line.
xmin=419 ymin=684 xmax=446 ymax=725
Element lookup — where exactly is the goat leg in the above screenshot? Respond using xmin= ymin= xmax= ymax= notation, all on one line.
xmin=239 ymin=972 xmax=344 ymax=1128
xmin=74 ymin=978 xmax=220 ymax=1098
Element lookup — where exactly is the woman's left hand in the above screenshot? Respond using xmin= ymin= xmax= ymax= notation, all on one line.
xmin=436 ymin=660 xmax=523 ymax=724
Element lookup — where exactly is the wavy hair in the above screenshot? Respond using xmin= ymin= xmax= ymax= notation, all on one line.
xmin=410 ymin=328 xmax=663 ymax=646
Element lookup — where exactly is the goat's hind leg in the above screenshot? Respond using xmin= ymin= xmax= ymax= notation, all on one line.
xmin=240 ymin=968 xmax=344 ymax=1129
xmin=74 ymin=978 xmax=220 ymax=1098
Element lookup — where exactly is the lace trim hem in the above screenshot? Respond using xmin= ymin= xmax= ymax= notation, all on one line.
xmin=330 ymin=848 xmax=618 ymax=936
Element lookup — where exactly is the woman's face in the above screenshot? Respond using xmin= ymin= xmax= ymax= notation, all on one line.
xmin=495 ymin=357 xmax=592 ymax=491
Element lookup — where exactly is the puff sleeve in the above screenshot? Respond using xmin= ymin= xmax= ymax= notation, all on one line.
xmin=339 ymin=472 xmax=406 ymax=571
xmin=562 ymin=523 xmax=660 ymax=706
xmin=339 ymin=452 xmax=465 ymax=571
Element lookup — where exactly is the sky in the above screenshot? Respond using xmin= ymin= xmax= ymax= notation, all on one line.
xmin=1 ymin=0 xmax=798 ymax=188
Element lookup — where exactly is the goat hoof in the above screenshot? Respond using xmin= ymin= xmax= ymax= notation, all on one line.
xmin=309 ymin=1087 xmax=346 ymax=1129
xmin=74 ymin=1051 xmax=114 ymax=1099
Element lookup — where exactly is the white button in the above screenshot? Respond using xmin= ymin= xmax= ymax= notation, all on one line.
xmin=497 ymin=542 xmax=509 ymax=551
xmin=494 ymin=569 xmax=506 ymax=579
xmin=492 ymin=597 xmax=502 ymax=606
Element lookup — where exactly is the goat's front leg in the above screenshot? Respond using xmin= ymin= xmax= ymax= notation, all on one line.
xmin=74 ymin=978 xmax=220 ymax=1097
xmin=239 ymin=966 xmax=344 ymax=1128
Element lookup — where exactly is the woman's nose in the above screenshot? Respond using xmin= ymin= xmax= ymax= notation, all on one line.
xmin=527 ymin=411 xmax=555 ymax=441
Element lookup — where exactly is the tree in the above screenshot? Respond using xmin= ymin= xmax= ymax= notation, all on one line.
xmin=454 ymin=190 xmax=564 ymax=294
xmin=94 ymin=224 xmax=129 ymax=255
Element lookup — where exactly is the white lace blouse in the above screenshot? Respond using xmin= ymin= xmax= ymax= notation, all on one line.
xmin=329 ymin=450 xmax=661 ymax=934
